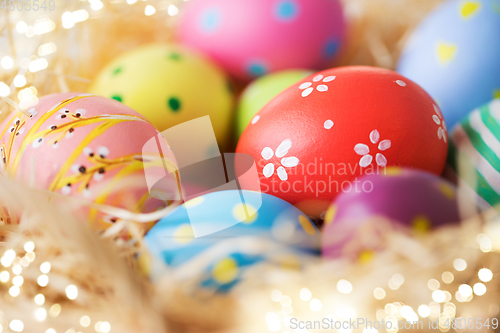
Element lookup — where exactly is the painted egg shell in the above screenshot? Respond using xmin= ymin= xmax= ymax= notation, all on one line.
xmin=236 ymin=69 xmax=313 ymax=138
xmin=178 ymin=0 xmax=346 ymax=80
xmin=145 ymin=190 xmax=320 ymax=292
xmin=88 ymin=44 xmax=234 ymax=145
xmin=449 ymin=98 xmax=500 ymax=207
xmin=397 ymin=0 xmax=500 ymax=129
xmin=236 ymin=66 xmax=449 ymax=217
xmin=322 ymin=168 xmax=461 ymax=261
xmin=0 ymin=93 xmax=179 ymax=230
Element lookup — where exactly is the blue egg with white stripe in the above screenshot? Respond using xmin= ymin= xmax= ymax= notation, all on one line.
xmin=397 ymin=0 xmax=500 ymax=130
xmin=145 ymin=190 xmax=320 ymax=292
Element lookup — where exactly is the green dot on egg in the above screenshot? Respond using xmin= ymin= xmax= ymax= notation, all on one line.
xmin=227 ymin=80 xmax=234 ymax=95
xmin=111 ymin=95 xmax=123 ymax=102
xmin=167 ymin=97 xmax=181 ymax=112
xmin=112 ymin=67 xmax=123 ymax=75
xmin=168 ymin=53 xmax=181 ymax=61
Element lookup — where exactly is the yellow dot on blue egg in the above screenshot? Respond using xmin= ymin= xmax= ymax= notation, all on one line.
xmin=494 ymin=88 xmax=500 ymax=99
xmin=278 ymin=254 xmax=301 ymax=270
xmin=174 ymin=224 xmax=195 ymax=244
xmin=199 ymin=7 xmax=222 ymax=34
xmin=275 ymin=0 xmax=299 ymax=21
xmin=212 ymin=258 xmax=239 ymax=284
xmin=437 ymin=42 xmax=457 ymax=65
xmin=411 ymin=215 xmax=431 ymax=233
xmin=184 ymin=196 xmax=205 ymax=208
xmin=298 ymin=215 xmax=316 ymax=236
xmin=460 ymin=1 xmax=481 ymax=19
xmin=232 ymin=203 xmax=258 ymax=224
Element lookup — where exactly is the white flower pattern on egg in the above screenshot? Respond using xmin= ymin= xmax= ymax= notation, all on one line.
xmin=354 ymin=130 xmax=392 ymax=168
xmin=433 ymin=104 xmax=447 ymax=142
xmin=261 ymin=139 xmax=299 ymax=181
xmin=299 ymin=74 xmax=336 ymax=98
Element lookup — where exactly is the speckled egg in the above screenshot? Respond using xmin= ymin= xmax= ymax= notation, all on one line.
xmin=397 ymin=0 xmax=500 ymax=129
xmin=448 ymin=98 xmax=500 ymax=208
xmin=236 ymin=66 xmax=449 ymax=217
xmin=322 ymin=168 xmax=461 ymax=261
xmin=88 ymin=43 xmax=234 ymax=145
xmin=0 ymin=93 xmax=180 ymax=230
xmin=145 ymin=190 xmax=320 ymax=292
xmin=236 ymin=69 xmax=313 ymax=138
xmin=178 ymin=0 xmax=346 ymax=80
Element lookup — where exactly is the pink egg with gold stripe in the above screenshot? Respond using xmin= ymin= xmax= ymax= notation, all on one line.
xmin=0 ymin=93 xmax=179 ymax=230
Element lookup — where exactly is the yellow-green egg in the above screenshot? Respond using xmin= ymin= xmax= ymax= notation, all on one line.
xmin=89 ymin=43 xmax=234 ymax=144
xmin=236 ymin=69 xmax=313 ymax=138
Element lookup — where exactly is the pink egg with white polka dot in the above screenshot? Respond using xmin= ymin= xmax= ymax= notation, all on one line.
xmin=178 ymin=0 xmax=346 ymax=80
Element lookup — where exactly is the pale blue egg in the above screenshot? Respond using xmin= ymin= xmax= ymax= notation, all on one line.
xmin=397 ymin=0 xmax=500 ymax=129
xmin=145 ymin=190 xmax=320 ymax=292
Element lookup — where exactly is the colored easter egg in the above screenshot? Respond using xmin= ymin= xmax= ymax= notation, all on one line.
xmin=322 ymin=168 xmax=461 ymax=261
xmin=236 ymin=69 xmax=313 ymax=138
xmin=397 ymin=0 xmax=500 ymax=129
xmin=88 ymin=44 xmax=234 ymax=145
xmin=0 ymin=93 xmax=180 ymax=229
xmin=449 ymin=98 xmax=500 ymax=207
xmin=236 ymin=66 xmax=449 ymax=217
xmin=178 ymin=0 xmax=346 ymax=80
xmin=145 ymin=190 xmax=320 ymax=292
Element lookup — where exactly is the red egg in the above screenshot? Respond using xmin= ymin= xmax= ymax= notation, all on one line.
xmin=236 ymin=66 xmax=448 ymax=217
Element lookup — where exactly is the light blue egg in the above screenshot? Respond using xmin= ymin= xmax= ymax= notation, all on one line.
xmin=145 ymin=190 xmax=320 ymax=292
xmin=397 ymin=0 xmax=500 ymax=129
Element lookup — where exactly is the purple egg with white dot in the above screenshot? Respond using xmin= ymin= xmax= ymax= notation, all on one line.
xmin=178 ymin=0 xmax=346 ymax=80
xmin=322 ymin=168 xmax=463 ymax=261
